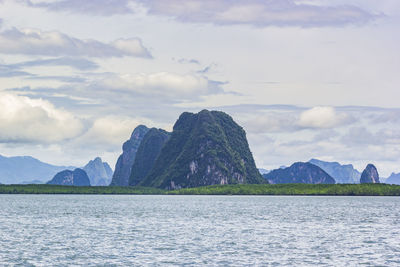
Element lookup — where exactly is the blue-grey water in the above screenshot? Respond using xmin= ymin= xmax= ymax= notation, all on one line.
xmin=0 ymin=195 xmax=399 ymax=266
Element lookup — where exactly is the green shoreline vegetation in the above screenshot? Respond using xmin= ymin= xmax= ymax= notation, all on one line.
xmin=1 ymin=183 xmax=400 ymax=196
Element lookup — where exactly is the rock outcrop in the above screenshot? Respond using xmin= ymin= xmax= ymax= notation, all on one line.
xmin=309 ymin=159 xmax=360 ymax=184
xmin=110 ymin=125 xmax=149 ymax=186
xmin=140 ymin=110 xmax=265 ymax=189
xmin=360 ymin=164 xmax=380 ymax=183
xmin=83 ymin=157 xmax=113 ymax=186
xmin=47 ymin=168 xmax=90 ymax=186
xmin=129 ymin=128 xmax=170 ymax=186
xmin=263 ymin=162 xmax=336 ymax=184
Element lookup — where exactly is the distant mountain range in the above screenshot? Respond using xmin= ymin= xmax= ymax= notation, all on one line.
xmin=0 ymin=154 xmax=75 ymax=184
xmin=385 ymin=173 xmax=400 ymax=185
xmin=263 ymin=162 xmax=335 ymax=184
xmin=1 ymin=110 xmax=397 ymax=188
xmin=308 ymin=159 xmax=361 ymax=184
xmin=0 ymin=154 xmax=114 ymax=185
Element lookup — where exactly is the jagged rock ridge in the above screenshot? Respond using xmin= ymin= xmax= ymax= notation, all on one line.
xmin=110 ymin=125 xmax=149 ymax=186
xmin=263 ymin=162 xmax=336 ymax=184
xmin=360 ymin=164 xmax=380 ymax=183
xmin=129 ymin=128 xmax=171 ymax=186
xmin=83 ymin=157 xmax=113 ymax=186
xmin=47 ymin=168 xmax=90 ymax=186
xmin=309 ymin=159 xmax=361 ymax=184
xmin=140 ymin=110 xmax=265 ymax=189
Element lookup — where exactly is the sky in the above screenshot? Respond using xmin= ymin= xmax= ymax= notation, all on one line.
xmin=0 ymin=0 xmax=399 ymax=176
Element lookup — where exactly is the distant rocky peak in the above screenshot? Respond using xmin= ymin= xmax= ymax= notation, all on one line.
xmin=130 ymin=125 xmax=149 ymax=140
xmin=93 ymin=157 xmax=102 ymax=163
xmin=83 ymin=157 xmax=113 ymax=186
xmin=308 ymin=158 xmax=360 ymax=184
xmin=110 ymin=125 xmax=150 ymax=186
xmin=360 ymin=163 xmax=380 ymax=183
xmin=140 ymin=110 xmax=264 ymax=189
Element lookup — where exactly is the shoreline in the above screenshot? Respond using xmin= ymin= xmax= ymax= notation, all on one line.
xmin=1 ymin=184 xmax=400 ymax=196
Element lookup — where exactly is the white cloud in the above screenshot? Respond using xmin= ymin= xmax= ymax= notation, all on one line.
xmin=0 ymin=93 xmax=83 ymax=143
xmin=91 ymin=72 xmax=224 ymax=99
xmin=298 ymin=106 xmax=351 ymax=129
xmin=0 ymin=27 xmax=151 ymax=58
xmin=238 ymin=112 xmax=298 ymax=133
xmin=74 ymin=116 xmax=154 ymax=149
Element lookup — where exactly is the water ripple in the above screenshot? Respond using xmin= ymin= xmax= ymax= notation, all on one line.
xmin=0 ymin=195 xmax=399 ymax=266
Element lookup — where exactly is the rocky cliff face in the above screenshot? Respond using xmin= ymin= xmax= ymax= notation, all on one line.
xmin=83 ymin=157 xmax=113 ymax=186
xmin=110 ymin=125 xmax=149 ymax=186
xmin=263 ymin=162 xmax=336 ymax=184
xmin=129 ymin=128 xmax=170 ymax=186
xmin=309 ymin=159 xmax=360 ymax=184
xmin=360 ymin=164 xmax=380 ymax=183
xmin=140 ymin=110 xmax=265 ymax=189
xmin=47 ymin=168 xmax=90 ymax=186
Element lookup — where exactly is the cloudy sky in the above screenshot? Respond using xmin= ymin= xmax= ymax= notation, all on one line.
xmin=0 ymin=0 xmax=399 ymax=176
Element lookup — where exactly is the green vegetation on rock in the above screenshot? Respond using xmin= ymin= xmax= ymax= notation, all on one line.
xmin=140 ymin=110 xmax=265 ymax=189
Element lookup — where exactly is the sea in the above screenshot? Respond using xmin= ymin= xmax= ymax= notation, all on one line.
xmin=0 ymin=195 xmax=399 ymax=266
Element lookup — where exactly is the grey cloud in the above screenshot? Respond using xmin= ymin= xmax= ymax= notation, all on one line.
xmin=0 ymin=57 xmax=96 ymax=80
xmin=27 ymin=75 xmax=86 ymax=83
xmin=342 ymin=127 xmax=400 ymax=146
xmin=21 ymin=0 xmax=380 ymax=27
xmin=176 ymin=58 xmax=200 ymax=65
xmin=141 ymin=0 xmax=380 ymax=27
xmin=0 ymin=65 xmax=31 ymax=77
xmin=10 ymin=71 xmax=227 ymax=112
xmin=368 ymin=110 xmax=400 ymax=124
xmin=196 ymin=64 xmax=218 ymax=74
xmin=11 ymin=57 xmax=99 ymax=71
xmin=0 ymin=27 xmax=151 ymax=58
xmin=313 ymin=130 xmax=340 ymax=142
xmin=24 ymin=0 xmax=134 ymax=16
